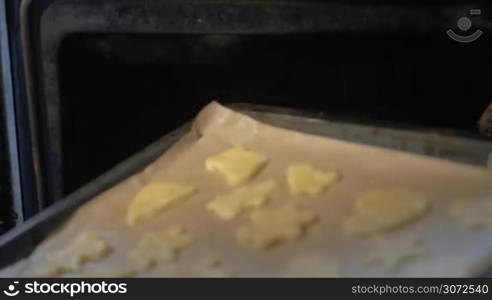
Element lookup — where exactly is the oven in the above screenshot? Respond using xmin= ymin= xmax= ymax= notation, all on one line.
xmin=0 ymin=0 xmax=491 ymax=272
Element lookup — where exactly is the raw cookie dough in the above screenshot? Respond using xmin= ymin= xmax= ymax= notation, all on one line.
xmin=129 ymin=225 xmax=193 ymax=270
xmin=363 ymin=236 xmax=427 ymax=271
xmin=205 ymin=146 xmax=267 ymax=186
xmin=237 ymin=204 xmax=318 ymax=249
xmin=451 ymin=198 xmax=492 ymax=230
xmin=206 ymin=179 xmax=277 ymax=220
xmin=127 ymin=182 xmax=196 ymax=226
xmin=344 ymin=188 xmax=431 ymax=236
xmin=27 ymin=232 xmax=111 ymax=277
xmin=282 ymin=253 xmax=340 ymax=277
xmin=287 ymin=163 xmax=340 ymax=197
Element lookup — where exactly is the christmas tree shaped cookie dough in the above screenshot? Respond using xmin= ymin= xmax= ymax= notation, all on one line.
xmin=127 ymin=182 xmax=196 ymax=226
xmin=205 ymin=147 xmax=267 ymax=186
xmin=287 ymin=163 xmax=340 ymax=197
xmin=206 ymin=179 xmax=277 ymax=220
xmin=129 ymin=225 xmax=193 ymax=270
xmin=344 ymin=188 xmax=431 ymax=236
xmin=237 ymin=204 xmax=318 ymax=249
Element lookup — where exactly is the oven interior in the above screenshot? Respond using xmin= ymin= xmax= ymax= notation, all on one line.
xmin=58 ymin=32 xmax=492 ymax=196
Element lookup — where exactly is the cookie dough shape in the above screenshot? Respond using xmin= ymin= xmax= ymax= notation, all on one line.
xmin=127 ymin=182 xmax=196 ymax=226
xmin=451 ymin=198 xmax=492 ymax=230
xmin=237 ymin=204 xmax=318 ymax=249
xmin=206 ymin=179 xmax=277 ymax=220
xmin=363 ymin=236 xmax=427 ymax=271
xmin=28 ymin=232 xmax=112 ymax=277
xmin=205 ymin=147 xmax=267 ymax=186
xmin=287 ymin=163 xmax=341 ymax=197
xmin=344 ymin=188 xmax=431 ymax=236
xmin=282 ymin=253 xmax=340 ymax=277
xmin=129 ymin=225 xmax=193 ymax=270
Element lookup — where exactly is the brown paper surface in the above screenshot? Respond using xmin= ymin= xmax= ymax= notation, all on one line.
xmin=2 ymin=101 xmax=492 ymax=277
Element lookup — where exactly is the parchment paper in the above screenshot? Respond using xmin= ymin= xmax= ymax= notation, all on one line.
xmin=2 ymin=101 xmax=492 ymax=277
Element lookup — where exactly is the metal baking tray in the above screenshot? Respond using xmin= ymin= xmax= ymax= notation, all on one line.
xmin=1 ymin=103 xmax=491 ymax=275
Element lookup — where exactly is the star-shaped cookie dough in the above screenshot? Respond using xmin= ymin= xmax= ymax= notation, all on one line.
xmin=237 ymin=204 xmax=318 ymax=249
xmin=129 ymin=225 xmax=193 ymax=270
